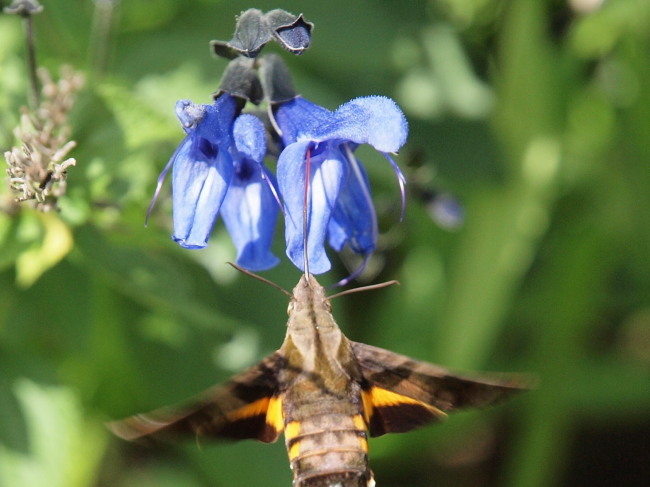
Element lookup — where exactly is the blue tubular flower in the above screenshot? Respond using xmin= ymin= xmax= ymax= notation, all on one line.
xmin=275 ymin=96 xmax=408 ymax=274
xmin=162 ymin=95 xmax=239 ymax=249
xmin=170 ymin=96 xmax=236 ymax=249
xmin=150 ymin=94 xmax=280 ymax=270
xmin=277 ymin=140 xmax=348 ymax=274
xmin=220 ymin=114 xmax=280 ymax=271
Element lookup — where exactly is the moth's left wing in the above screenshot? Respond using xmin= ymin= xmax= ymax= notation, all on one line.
xmin=351 ymin=342 xmax=529 ymax=437
xmin=108 ymin=352 xmax=285 ymax=444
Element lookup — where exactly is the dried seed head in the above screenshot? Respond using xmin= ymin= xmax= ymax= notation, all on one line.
xmin=4 ymin=66 xmax=85 ymax=212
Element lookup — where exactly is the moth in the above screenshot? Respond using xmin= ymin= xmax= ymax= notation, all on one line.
xmin=109 ymin=274 xmax=527 ymax=487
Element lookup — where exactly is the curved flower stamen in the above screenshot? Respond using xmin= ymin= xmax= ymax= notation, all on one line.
xmin=332 ymin=253 xmax=371 ymax=288
xmin=260 ymin=164 xmax=284 ymax=213
xmin=146 ymin=154 xmax=174 ymax=226
xmin=383 ymin=152 xmax=407 ymax=221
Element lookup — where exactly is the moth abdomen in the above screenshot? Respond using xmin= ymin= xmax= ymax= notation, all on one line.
xmin=294 ymin=468 xmax=375 ymax=487
xmin=284 ymin=413 xmax=374 ymax=487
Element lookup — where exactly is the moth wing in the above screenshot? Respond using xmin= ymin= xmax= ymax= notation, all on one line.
xmin=351 ymin=342 xmax=529 ymax=437
xmin=108 ymin=352 xmax=285 ymax=444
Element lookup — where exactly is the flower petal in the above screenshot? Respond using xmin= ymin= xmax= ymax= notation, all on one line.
xmin=278 ymin=141 xmax=347 ymax=274
xmin=175 ymin=100 xmax=206 ymax=133
xmin=171 ymin=136 xmax=233 ymax=249
xmin=232 ymin=113 xmax=267 ymax=162
xmin=328 ymin=149 xmax=377 ymax=255
xmin=265 ymin=10 xmax=313 ymax=54
xmin=308 ymin=96 xmax=408 ymax=153
xmin=273 ymin=96 xmax=331 ymax=146
xmin=198 ymin=95 xmax=238 ymax=139
xmin=221 ymin=160 xmax=280 ymax=271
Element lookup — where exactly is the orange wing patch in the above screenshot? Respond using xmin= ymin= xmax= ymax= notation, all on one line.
xmin=222 ymin=395 xmax=284 ymax=443
xmin=266 ymin=396 xmax=284 ymax=433
xmin=362 ymin=386 xmax=447 ymax=437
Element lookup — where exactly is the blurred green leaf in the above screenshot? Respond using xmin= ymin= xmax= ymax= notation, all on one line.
xmin=0 ymin=379 xmax=107 ymax=487
xmin=15 ymin=212 xmax=73 ymax=288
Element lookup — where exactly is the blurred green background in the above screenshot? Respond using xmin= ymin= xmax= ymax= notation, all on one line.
xmin=0 ymin=0 xmax=648 ymax=486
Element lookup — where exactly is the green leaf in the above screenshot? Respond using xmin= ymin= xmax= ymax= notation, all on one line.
xmin=0 ymin=379 xmax=107 ymax=487
xmin=15 ymin=211 xmax=73 ymax=288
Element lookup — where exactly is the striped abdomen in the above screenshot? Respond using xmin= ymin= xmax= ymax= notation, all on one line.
xmin=284 ymin=410 xmax=375 ymax=487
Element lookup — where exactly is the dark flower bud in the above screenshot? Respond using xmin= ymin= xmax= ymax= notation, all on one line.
xmin=214 ymin=57 xmax=263 ymax=105
xmin=3 ymin=0 xmax=43 ymax=16
xmin=225 ymin=9 xmax=271 ymax=58
xmin=259 ymin=53 xmax=297 ymax=104
xmin=264 ymin=10 xmax=312 ymax=55
xmin=211 ymin=8 xmax=312 ymax=59
xmin=210 ymin=9 xmax=270 ymax=59
xmin=210 ymin=40 xmax=241 ymax=61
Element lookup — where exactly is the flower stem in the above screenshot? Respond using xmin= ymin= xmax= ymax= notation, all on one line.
xmin=88 ymin=0 xmax=117 ymax=80
xmin=23 ymin=13 xmax=40 ymax=109
xmin=4 ymin=0 xmax=44 ymax=109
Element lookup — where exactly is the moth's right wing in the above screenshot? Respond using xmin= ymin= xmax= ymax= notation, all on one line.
xmin=108 ymin=352 xmax=285 ymax=444
xmin=352 ymin=342 xmax=530 ymax=437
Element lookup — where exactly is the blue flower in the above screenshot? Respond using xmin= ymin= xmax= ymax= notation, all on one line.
xmin=220 ymin=114 xmax=280 ymax=270
xmin=275 ymin=96 xmax=408 ymax=274
xmin=151 ymin=94 xmax=279 ymax=271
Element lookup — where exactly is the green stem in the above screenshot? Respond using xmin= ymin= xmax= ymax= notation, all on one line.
xmin=23 ymin=13 xmax=40 ymax=109
xmin=88 ymin=0 xmax=117 ymax=80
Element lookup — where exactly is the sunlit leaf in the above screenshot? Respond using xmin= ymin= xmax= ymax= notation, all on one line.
xmin=15 ymin=212 xmax=73 ymax=288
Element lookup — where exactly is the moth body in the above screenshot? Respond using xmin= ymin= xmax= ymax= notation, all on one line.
xmin=108 ymin=274 xmax=527 ymax=487
xmin=280 ymin=275 xmax=374 ymax=486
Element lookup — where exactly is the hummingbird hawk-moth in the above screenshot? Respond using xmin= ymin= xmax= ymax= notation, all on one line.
xmin=109 ymin=274 xmax=527 ymax=486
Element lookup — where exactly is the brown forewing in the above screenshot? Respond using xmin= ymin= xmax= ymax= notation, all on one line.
xmin=352 ymin=342 xmax=529 ymax=437
xmin=108 ymin=352 xmax=285 ymax=443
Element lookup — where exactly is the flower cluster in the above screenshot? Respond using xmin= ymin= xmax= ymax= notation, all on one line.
xmin=151 ymin=95 xmax=279 ymax=271
xmin=153 ymin=9 xmax=408 ymax=276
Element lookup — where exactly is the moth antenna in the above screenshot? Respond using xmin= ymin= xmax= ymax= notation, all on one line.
xmin=227 ymin=262 xmax=292 ymax=297
xmin=328 ymin=280 xmax=400 ymax=300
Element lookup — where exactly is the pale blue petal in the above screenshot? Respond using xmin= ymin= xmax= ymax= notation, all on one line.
xmin=168 ymin=95 xmax=239 ymax=249
xmin=221 ymin=161 xmax=280 ymax=271
xmin=232 ymin=114 xmax=267 ymax=162
xmin=278 ymin=141 xmax=347 ymax=274
xmin=307 ymin=96 xmax=408 ymax=153
xmin=175 ymin=100 xmax=206 ymax=133
xmin=328 ymin=152 xmax=376 ymax=254
xmin=273 ymin=96 xmax=331 ymax=146
xmin=200 ymin=95 xmax=238 ymax=139
xmin=172 ymin=138 xmax=233 ymax=248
